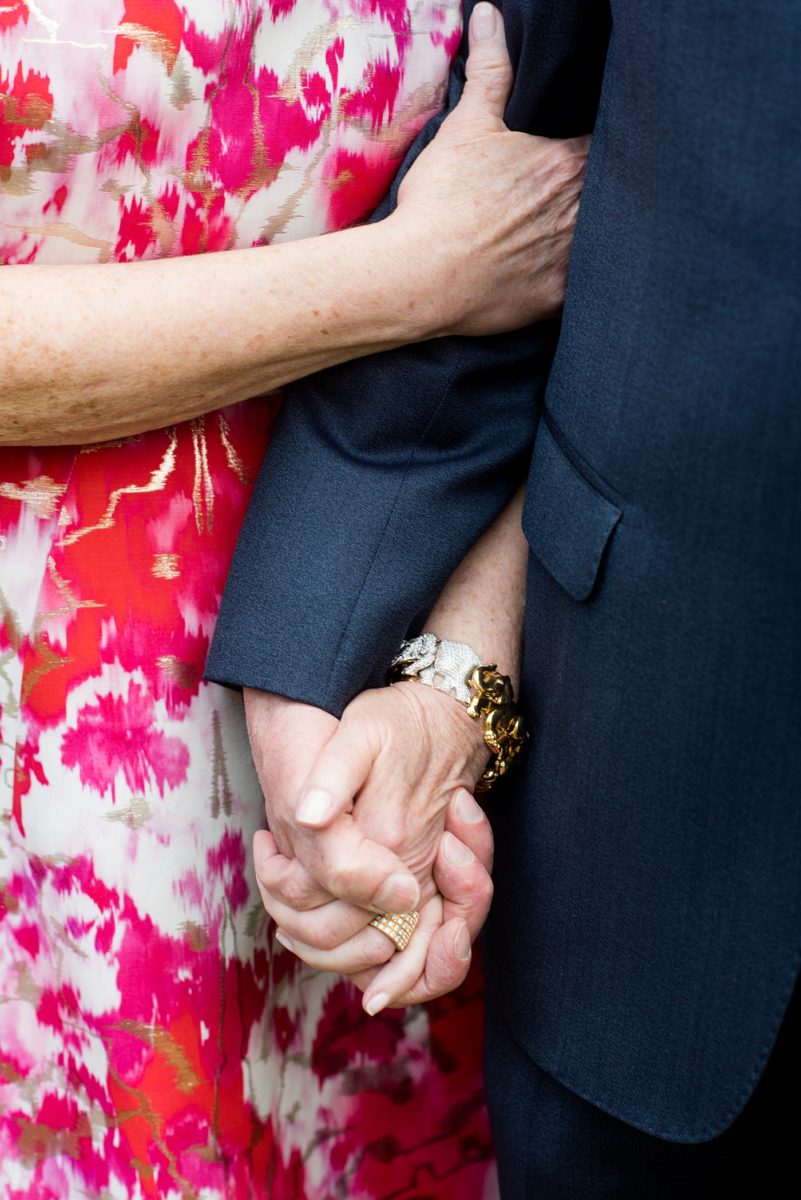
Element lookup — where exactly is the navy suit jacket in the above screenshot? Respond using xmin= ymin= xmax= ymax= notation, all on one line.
xmin=207 ymin=0 xmax=801 ymax=1141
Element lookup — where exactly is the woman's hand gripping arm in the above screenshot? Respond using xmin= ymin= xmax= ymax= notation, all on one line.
xmin=1 ymin=5 xmax=587 ymax=446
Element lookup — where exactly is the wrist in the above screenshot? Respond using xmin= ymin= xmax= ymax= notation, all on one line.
xmin=369 ymin=211 xmax=457 ymax=340
xmin=394 ymin=680 xmax=489 ymax=786
xmin=388 ymin=634 xmax=529 ymax=792
xmin=427 ymin=623 xmax=521 ymax=695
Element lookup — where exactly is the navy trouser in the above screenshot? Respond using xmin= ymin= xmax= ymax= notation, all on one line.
xmin=484 ymin=981 xmax=798 ymax=1199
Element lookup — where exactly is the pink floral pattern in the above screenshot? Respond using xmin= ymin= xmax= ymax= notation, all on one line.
xmin=1 ymin=3 xmax=497 ymax=1199
xmin=61 ymin=683 xmax=191 ymax=799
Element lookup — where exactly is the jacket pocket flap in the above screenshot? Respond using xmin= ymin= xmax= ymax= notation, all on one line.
xmin=522 ymin=420 xmax=622 ymax=602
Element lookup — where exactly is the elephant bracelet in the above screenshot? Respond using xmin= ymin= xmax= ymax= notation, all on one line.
xmin=387 ymin=633 xmax=529 ymax=792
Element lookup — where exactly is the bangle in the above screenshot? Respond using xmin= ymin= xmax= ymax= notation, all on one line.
xmin=388 ymin=634 xmax=528 ymax=793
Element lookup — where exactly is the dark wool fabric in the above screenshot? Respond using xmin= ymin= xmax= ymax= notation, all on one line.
xmin=208 ymin=0 xmax=801 ymax=1159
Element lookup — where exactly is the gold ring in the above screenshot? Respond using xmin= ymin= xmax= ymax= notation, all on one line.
xmin=368 ymin=910 xmax=420 ymax=952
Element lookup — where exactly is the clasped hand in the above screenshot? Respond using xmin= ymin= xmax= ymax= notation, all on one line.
xmin=241 ymin=0 xmax=582 ymax=1012
xmin=245 ymin=683 xmax=494 ymax=1015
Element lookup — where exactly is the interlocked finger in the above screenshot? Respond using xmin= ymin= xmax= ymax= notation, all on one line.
xmin=361 ymin=897 xmax=442 ymax=1014
xmin=257 ymin=872 xmax=376 ymax=951
xmin=254 ymin=830 xmax=333 ymax=911
xmin=291 ymin=814 xmax=422 ymax=914
xmin=275 ymin=920 xmax=398 ymax=975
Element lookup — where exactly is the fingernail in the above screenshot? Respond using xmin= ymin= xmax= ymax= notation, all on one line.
xmin=365 ymin=991 xmax=390 ymax=1017
xmin=374 ymin=871 xmax=420 ymax=912
xmin=471 ymin=2 xmax=497 ymax=41
xmin=275 ymin=929 xmax=294 ymax=952
xmin=444 ymin=831 xmax=476 ymax=867
xmin=455 ymin=789 xmax=484 ymax=825
xmin=296 ymin=787 xmax=335 ymax=827
xmin=455 ymin=923 xmax=472 ymax=962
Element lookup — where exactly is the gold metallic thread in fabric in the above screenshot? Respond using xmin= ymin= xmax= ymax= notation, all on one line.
xmin=368 ymin=910 xmax=420 ymax=952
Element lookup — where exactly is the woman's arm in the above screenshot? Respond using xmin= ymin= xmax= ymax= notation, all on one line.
xmin=248 ymin=483 xmax=530 ymax=1005
xmin=254 ymin=481 xmax=528 ymax=873
xmin=0 ymin=14 xmax=586 ymax=445
xmin=1 ymin=223 xmax=434 ymax=444
xmin=424 ymin=481 xmax=527 ymax=690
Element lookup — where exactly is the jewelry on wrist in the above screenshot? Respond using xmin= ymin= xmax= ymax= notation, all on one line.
xmin=388 ymin=633 xmax=528 ymax=793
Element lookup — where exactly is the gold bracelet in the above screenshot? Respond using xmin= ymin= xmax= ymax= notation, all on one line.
xmin=388 ymin=634 xmax=528 ymax=793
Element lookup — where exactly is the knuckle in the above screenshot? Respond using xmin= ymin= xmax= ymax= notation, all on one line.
xmin=315 ymin=916 xmax=353 ymax=952
xmin=325 ymin=859 xmax=360 ymax=898
xmin=383 ymin=833 xmax=404 ymax=858
xmin=254 ymin=857 xmax=275 ymax=889
xmin=466 ymin=58 xmax=512 ymax=95
xmin=551 ymin=143 xmax=588 ymax=185
xmin=377 ymin=820 xmax=405 ymax=857
xmin=469 ymin=53 xmax=510 ymax=78
xmin=360 ymin=935 xmax=395 ymax=970
xmin=278 ymin=869 xmax=316 ymax=910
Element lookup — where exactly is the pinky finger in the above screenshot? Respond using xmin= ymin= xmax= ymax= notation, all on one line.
xmin=361 ymin=897 xmax=442 ymax=1016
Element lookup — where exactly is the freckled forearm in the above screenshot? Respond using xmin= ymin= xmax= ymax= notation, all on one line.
xmin=425 ymin=484 xmax=527 ymax=690
xmin=0 ymin=217 xmax=437 ymax=445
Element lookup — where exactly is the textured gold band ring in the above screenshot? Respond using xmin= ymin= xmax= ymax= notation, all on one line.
xmin=368 ymin=910 xmax=420 ymax=953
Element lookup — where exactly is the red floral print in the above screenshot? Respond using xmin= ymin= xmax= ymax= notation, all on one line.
xmin=0 ymin=4 xmax=496 ymax=1199
xmin=0 ymin=1 xmax=28 ymax=32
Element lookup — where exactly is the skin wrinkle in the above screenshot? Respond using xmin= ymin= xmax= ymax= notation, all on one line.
xmin=250 ymin=485 xmax=527 ymax=1010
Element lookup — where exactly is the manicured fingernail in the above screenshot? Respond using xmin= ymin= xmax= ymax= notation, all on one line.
xmin=374 ymin=871 xmax=420 ymax=912
xmin=471 ymin=2 xmax=497 ymax=41
xmin=296 ymin=787 xmax=335 ymax=827
xmin=365 ymin=991 xmax=390 ymax=1017
xmin=455 ymin=923 xmax=472 ymax=962
xmin=275 ymin=930 xmax=294 ymax=952
xmin=455 ymin=789 xmax=484 ymax=825
xmin=443 ymin=831 xmax=475 ymax=866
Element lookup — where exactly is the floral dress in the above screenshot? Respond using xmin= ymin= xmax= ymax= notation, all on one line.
xmin=0 ymin=3 xmax=497 ymax=1198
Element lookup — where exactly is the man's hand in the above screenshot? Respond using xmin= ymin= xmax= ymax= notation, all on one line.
xmin=244 ymin=690 xmax=422 ymax=914
xmin=254 ymin=789 xmax=494 ymax=1012
xmin=253 ymin=682 xmax=487 ymax=910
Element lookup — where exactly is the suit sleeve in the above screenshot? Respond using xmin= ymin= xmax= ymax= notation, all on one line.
xmin=205 ymin=0 xmax=610 ymax=715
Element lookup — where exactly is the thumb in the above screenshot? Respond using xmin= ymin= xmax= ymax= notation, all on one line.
xmin=455 ymin=3 xmax=513 ymax=126
xmin=294 ymin=715 xmax=377 ymax=828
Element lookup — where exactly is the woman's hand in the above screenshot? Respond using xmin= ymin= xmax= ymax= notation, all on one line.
xmin=392 ymin=2 xmax=591 ymax=337
xmin=247 ymin=486 xmax=528 ymax=1011
xmin=1 ymin=6 xmax=587 ymax=445
xmin=288 ymin=681 xmax=488 ymax=900
xmin=255 ymin=788 xmax=495 ymax=1012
